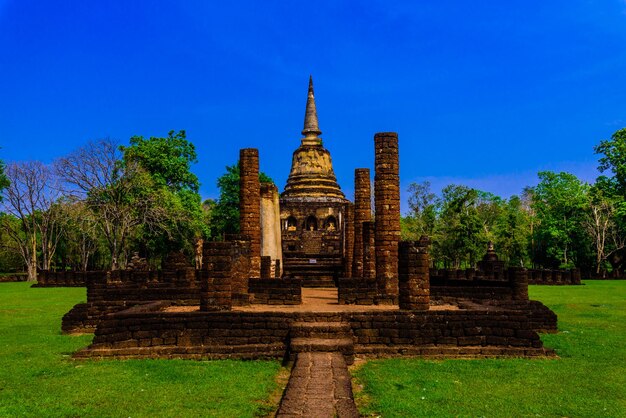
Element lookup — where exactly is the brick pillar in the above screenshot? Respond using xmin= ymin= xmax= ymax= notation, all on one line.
xmin=509 ymin=267 xmax=529 ymax=301
xmin=274 ymin=259 xmax=281 ymax=278
xmin=200 ymin=242 xmax=234 ymax=311
xmin=398 ymin=238 xmax=430 ymax=310
xmin=374 ymin=132 xmax=400 ymax=304
xmin=352 ymin=168 xmax=371 ymax=278
xmin=572 ymin=268 xmax=581 ymax=285
xmin=344 ymin=203 xmax=354 ymax=278
xmin=261 ymin=256 xmax=272 ymax=279
xmin=239 ymin=148 xmax=261 ymax=278
xmin=199 ymin=270 xmax=232 ymax=311
xmin=203 ymin=239 xmax=250 ymax=306
xmin=362 ymin=221 xmax=376 ymax=279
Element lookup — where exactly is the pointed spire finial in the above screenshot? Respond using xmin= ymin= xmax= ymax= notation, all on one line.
xmin=302 ymin=75 xmax=322 ymax=145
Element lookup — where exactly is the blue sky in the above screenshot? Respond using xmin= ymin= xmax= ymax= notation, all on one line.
xmin=1 ymin=1 xmax=626 ymax=212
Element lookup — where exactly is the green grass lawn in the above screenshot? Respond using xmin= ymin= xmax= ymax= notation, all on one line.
xmin=354 ymin=281 xmax=626 ymax=417
xmin=0 ymin=283 xmax=283 ymax=417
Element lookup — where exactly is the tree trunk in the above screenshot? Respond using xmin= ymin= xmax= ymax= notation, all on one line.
xmin=27 ymin=239 xmax=37 ymax=282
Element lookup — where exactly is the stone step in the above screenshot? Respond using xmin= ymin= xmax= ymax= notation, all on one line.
xmin=284 ymin=268 xmax=340 ymax=275
xmin=290 ymin=337 xmax=354 ymax=365
xmin=291 ymin=321 xmax=352 ymax=339
xmin=290 ymin=337 xmax=354 ymax=357
xmin=300 ymin=278 xmax=337 ymax=288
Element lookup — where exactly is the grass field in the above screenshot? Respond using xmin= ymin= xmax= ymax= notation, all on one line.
xmin=353 ymin=281 xmax=626 ymax=417
xmin=0 ymin=283 xmax=283 ymax=417
xmin=2 ymin=281 xmax=625 ymax=417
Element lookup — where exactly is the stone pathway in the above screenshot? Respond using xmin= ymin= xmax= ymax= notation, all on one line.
xmin=276 ymin=352 xmax=359 ymax=418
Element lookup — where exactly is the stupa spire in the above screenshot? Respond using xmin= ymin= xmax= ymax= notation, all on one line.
xmin=301 ymin=75 xmax=322 ymax=145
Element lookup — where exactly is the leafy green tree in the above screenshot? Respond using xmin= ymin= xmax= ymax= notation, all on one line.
xmin=495 ymin=195 xmax=530 ymax=267
xmin=121 ymin=130 xmax=200 ymax=193
xmin=403 ymin=181 xmax=438 ymax=239
xmin=120 ymin=131 xmax=206 ymax=265
xmin=57 ymin=139 xmax=182 ymax=270
xmin=595 ymin=127 xmax=626 ymax=196
xmin=531 ymin=171 xmax=590 ymax=269
xmin=434 ymin=185 xmax=484 ymax=268
xmin=210 ymin=162 xmax=273 ymax=239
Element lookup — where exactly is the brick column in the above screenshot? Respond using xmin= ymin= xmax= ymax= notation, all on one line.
xmin=352 ymin=168 xmax=371 ymax=278
xmin=374 ymin=132 xmax=400 ymax=303
xmin=509 ymin=267 xmax=529 ymax=301
xmin=398 ymin=238 xmax=430 ymax=310
xmin=239 ymin=148 xmax=261 ymax=278
xmin=261 ymin=256 xmax=272 ymax=279
xmin=275 ymin=259 xmax=281 ymax=278
xmin=362 ymin=221 xmax=376 ymax=279
xmin=199 ymin=243 xmax=234 ymax=311
xmin=344 ymin=203 xmax=354 ymax=278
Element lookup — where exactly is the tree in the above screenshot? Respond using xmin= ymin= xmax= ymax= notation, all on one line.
xmin=495 ymin=195 xmax=530 ymax=267
xmin=531 ymin=171 xmax=590 ymax=268
xmin=121 ymin=130 xmax=199 ymax=193
xmin=582 ymin=187 xmax=618 ymax=275
xmin=435 ymin=185 xmax=484 ymax=268
xmin=0 ymin=161 xmax=61 ymax=280
xmin=595 ymin=127 xmax=626 ymax=196
xmin=210 ymin=162 xmax=273 ymax=239
xmin=404 ymin=181 xmax=438 ymax=239
xmin=56 ymin=198 xmax=99 ymax=271
xmin=120 ymin=131 xmax=206 ymax=265
xmin=56 ymin=139 xmax=177 ymax=270
xmin=0 ymin=158 xmax=9 ymax=199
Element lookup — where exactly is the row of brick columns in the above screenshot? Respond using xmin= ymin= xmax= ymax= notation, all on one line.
xmin=344 ymin=133 xmax=404 ymax=305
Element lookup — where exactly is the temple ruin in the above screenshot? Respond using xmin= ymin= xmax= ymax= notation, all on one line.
xmin=58 ymin=77 xmax=565 ymax=364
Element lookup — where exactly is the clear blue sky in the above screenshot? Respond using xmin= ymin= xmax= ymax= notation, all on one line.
xmin=1 ymin=1 xmax=626 ymax=212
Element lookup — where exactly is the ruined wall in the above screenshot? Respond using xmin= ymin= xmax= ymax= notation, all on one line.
xmin=80 ymin=308 xmax=553 ymax=360
xmin=248 ymin=278 xmax=302 ymax=305
xmin=429 ymin=267 xmax=529 ymax=302
xmin=239 ymin=148 xmax=261 ymax=278
xmin=338 ymin=278 xmax=378 ymax=305
xmin=34 ymin=271 xmax=86 ymax=287
xmin=260 ymin=182 xmax=282 ymax=275
xmin=527 ymin=268 xmax=582 ymax=285
xmin=374 ymin=132 xmax=401 ymax=304
xmin=352 ymin=168 xmax=371 ymax=278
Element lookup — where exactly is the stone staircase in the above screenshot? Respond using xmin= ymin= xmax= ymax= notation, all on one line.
xmin=289 ymin=320 xmax=354 ymax=365
xmin=282 ymin=255 xmax=344 ymax=287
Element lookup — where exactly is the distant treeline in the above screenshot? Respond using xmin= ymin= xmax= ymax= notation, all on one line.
xmin=402 ymin=127 xmax=626 ymax=278
xmin=1 ymin=128 xmax=625 ymax=280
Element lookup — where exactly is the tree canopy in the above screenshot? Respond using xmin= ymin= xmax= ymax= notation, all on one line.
xmin=210 ymin=161 xmax=273 ymax=238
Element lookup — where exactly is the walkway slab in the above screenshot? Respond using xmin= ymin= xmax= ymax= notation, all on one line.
xmin=276 ymin=352 xmax=359 ymax=418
